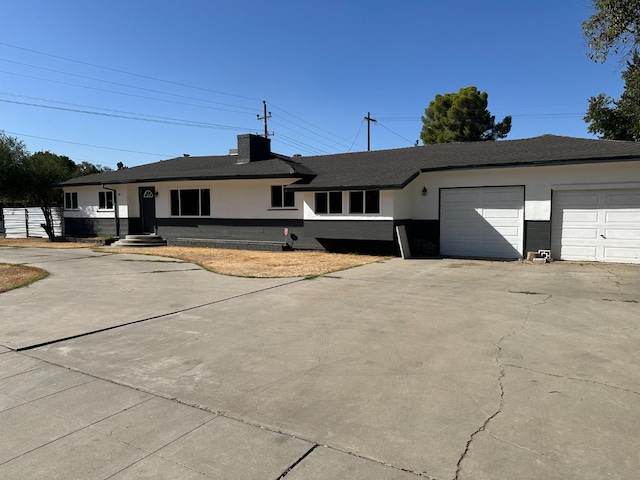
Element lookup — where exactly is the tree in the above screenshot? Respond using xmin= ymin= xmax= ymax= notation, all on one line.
xmin=73 ymin=161 xmax=111 ymax=177
xmin=420 ymin=86 xmax=512 ymax=144
xmin=0 ymin=131 xmax=29 ymax=201
xmin=584 ymin=52 xmax=640 ymax=140
xmin=1 ymin=131 xmax=112 ymax=240
xmin=583 ymin=0 xmax=640 ymax=63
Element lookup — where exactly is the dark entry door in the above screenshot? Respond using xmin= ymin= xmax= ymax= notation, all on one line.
xmin=139 ymin=187 xmax=156 ymax=234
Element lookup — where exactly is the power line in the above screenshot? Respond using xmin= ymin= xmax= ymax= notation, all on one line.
xmin=0 ymin=70 xmax=258 ymax=115
xmin=5 ymin=130 xmax=170 ymax=157
xmin=269 ymin=102 xmax=358 ymax=150
xmin=0 ymin=41 xmax=261 ymax=102
xmin=376 ymin=122 xmax=415 ymax=146
xmin=348 ymin=119 xmax=366 ymax=152
xmin=0 ymin=98 xmax=253 ymax=131
xmin=0 ymin=58 xmax=257 ymax=112
xmin=0 ymin=90 xmax=249 ymax=126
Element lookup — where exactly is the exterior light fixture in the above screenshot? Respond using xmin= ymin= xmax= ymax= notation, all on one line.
xmin=422 ymin=187 xmax=427 ymax=196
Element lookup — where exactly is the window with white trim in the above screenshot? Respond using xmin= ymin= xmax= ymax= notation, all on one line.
xmin=314 ymin=191 xmax=342 ymax=214
xmin=64 ymin=192 xmax=78 ymax=210
xmin=271 ymin=185 xmax=295 ymax=208
xmin=349 ymin=190 xmax=380 ymax=214
xmin=170 ymin=189 xmax=210 ymax=216
xmin=98 ymin=191 xmax=114 ymax=210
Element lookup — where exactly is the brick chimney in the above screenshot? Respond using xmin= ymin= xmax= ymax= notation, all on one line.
xmin=236 ymin=134 xmax=271 ymax=164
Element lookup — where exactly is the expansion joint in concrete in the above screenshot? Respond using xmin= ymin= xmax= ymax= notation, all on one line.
xmin=276 ymin=444 xmax=318 ymax=479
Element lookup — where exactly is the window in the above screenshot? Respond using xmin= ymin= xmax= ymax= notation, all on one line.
xmin=98 ymin=191 xmax=114 ymax=210
xmin=170 ymin=189 xmax=211 ymax=216
xmin=64 ymin=192 xmax=78 ymax=210
xmin=365 ymin=190 xmax=380 ymax=214
xmin=314 ymin=192 xmax=342 ymax=214
xmin=271 ymin=185 xmax=295 ymax=208
xmin=349 ymin=191 xmax=363 ymax=214
xmin=349 ymin=190 xmax=380 ymax=214
xmin=329 ymin=191 xmax=343 ymax=213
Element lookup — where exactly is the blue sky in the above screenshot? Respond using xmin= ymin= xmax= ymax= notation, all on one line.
xmin=0 ymin=1 xmax=626 ymax=168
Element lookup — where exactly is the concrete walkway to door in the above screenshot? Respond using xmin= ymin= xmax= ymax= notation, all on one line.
xmin=0 ymin=247 xmax=639 ymax=480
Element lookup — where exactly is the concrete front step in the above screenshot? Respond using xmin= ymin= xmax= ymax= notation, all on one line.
xmin=111 ymin=234 xmax=167 ymax=247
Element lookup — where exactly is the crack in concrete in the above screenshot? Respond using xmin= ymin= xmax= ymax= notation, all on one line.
xmin=453 ymin=294 xmax=551 ymax=480
xmin=502 ymin=363 xmax=640 ymax=396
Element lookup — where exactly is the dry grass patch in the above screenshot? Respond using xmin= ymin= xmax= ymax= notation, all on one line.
xmin=0 ymin=238 xmax=94 ymax=249
xmin=0 ymin=263 xmax=49 ymax=293
xmin=98 ymin=246 xmax=389 ymax=277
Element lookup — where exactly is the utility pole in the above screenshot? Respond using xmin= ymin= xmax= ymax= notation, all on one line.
xmin=364 ymin=112 xmax=377 ymax=151
xmin=257 ymin=100 xmax=272 ymax=138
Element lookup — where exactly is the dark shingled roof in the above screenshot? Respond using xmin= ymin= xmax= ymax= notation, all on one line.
xmin=58 ymin=153 xmax=314 ymax=186
xmin=288 ymin=135 xmax=640 ymax=191
xmin=59 ymin=135 xmax=640 ymax=189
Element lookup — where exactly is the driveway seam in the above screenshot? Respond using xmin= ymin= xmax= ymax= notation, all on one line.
xmin=102 ymin=415 xmax=219 ymax=480
xmin=15 ymin=278 xmax=305 ymax=352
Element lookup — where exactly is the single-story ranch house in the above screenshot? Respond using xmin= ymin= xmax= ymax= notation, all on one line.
xmin=58 ymin=133 xmax=640 ymax=264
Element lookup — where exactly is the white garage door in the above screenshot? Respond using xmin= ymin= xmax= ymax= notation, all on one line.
xmin=552 ymin=189 xmax=640 ymax=264
xmin=440 ymin=187 xmax=524 ymax=259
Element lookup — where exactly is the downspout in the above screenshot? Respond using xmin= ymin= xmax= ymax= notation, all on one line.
xmin=101 ymin=185 xmax=120 ymax=238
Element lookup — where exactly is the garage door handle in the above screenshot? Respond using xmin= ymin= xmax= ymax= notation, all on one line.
xmin=600 ymin=234 xmax=607 ymax=239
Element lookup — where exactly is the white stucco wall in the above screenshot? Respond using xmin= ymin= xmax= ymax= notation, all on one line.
xmin=408 ymin=161 xmax=640 ymax=221
xmin=66 ymin=179 xmax=304 ymax=220
xmin=302 ymin=190 xmax=394 ymax=220
xmin=62 ymin=185 xmax=128 ymax=220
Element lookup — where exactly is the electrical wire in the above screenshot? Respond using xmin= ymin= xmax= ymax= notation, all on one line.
xmin=0 ymin=70 xmax=257 ymax=116
xmin=0 ymin=41 xmax=261 ymax=102
xmin=0 ymin=99 xmax=252 ymax=131
xmin=0 ymin=91 xmax=250 ymax=126
xmin=376 ymin=122 xmax=416 ymax=145
xmin=0 ymin=58 xmax=257 ymax=112
xmin=348 ymin=119 xmax=366 ymax=152
xmin=4 ymin=130 xmax=170 ymax=157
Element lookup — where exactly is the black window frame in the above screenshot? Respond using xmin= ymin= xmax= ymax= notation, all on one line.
xmin=315 ymin=191 xmax=342 ymax=214
xmin=271 ymin=185 xmax=295 ymax=209
xmin=169 ymin=188 xmax=211 ymax=217
xmin=64 ymin=192 xmax=78 ymax=210
xmin=349 ymin=190 xmax=380 ymax=214
xmin=98 ymin=191 xmax=114 ymax=210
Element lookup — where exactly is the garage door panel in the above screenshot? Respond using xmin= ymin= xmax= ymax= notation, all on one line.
xmin=603 ymin=227 xmax=640 ymax=240
xmin=558 ymin=227 xmax=599 ymax=240
xmin=556 ymin=193 xmax=600 ymax=207
xmin=562 ymin=210 xmax=600 ymax=222
xmin=604 ymin=210 xmax=640 ymax=222
xmin=441 ymin=187 xmax=524 ymax=259
xmin=562 ymin=246 xmax=598 ymax=259
xmin=604 ymin=246 xmax=640 ymax=261
xmin=552 ymin=189 xmax=640 ymax=264
xmin=482 ymin=208 xmax=521 ymax=218
xmin=442 ymin=192 xmax=480 ymax=204
xmin=606 ymin=192 xmax=640 ymax=205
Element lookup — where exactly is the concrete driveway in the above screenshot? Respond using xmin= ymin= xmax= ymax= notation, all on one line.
xmin=0 ymin=247 xmax=638 ymax=480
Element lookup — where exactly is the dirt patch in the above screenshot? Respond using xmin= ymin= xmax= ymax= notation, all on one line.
xmin=0 ymin=238 xmax=390 ymax=277
xmin=0 ymin=263 xmax=49 ymax=293
xmin=98 ymin=246 xmax=389 ymax=278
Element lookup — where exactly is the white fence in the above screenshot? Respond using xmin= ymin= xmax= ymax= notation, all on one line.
xmin=1 ymin=207 xmax=62 ymax=238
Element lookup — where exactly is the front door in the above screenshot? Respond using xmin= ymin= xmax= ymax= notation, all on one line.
xmin=139 ymin=187 xmax=156 ymax=234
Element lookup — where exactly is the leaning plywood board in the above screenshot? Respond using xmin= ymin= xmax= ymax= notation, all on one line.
xmin=396 ymin=225 xmax=411 ymax=259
